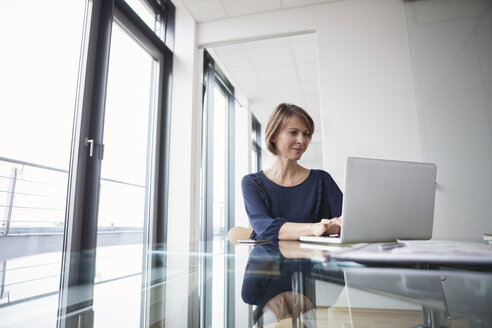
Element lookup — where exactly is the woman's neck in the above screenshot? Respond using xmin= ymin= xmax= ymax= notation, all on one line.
xmin=263 ymin=158 xmax=309 ymax=186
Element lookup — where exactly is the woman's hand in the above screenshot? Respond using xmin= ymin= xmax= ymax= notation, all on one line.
xmin=310 ymin=217 xmax=341 ymax=236
xmin=278 ymin=217 xmax=342 ymax=240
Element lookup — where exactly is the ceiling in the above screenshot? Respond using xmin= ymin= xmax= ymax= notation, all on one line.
xmin=181 ymin=0 xmax=337 ymax=23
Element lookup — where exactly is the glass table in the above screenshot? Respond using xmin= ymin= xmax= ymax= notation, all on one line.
xmin=1 ymin=239 xmax=491 ymax=327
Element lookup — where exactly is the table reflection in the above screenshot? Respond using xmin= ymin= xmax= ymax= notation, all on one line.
xmin=240 ymin=241 xmax=492 ymax=328
xmin=2 ymin=240 xmax=492 ymax=327
xmin=241 ymin=242 xmax=319 ymax=327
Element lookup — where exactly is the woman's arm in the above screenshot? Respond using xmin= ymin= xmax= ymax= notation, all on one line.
xmin=324 ymin=172 xmax=343 ymax=218
xmin=278 ymin=218 xmax=341 ymax=240
xmin=241 ymin=175 xmax=287 ymax=240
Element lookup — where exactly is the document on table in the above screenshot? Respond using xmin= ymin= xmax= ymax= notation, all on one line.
xmin=300 ymin=242 xmax=369 ymax=253
xmin=237 ymin=239 xmax=269 ymax=245
xmin=308 ymin=240 xmax=492 ymax=265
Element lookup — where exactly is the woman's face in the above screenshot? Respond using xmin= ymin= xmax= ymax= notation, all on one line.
xmin=273 ymin=115 xmax=311 ymax=161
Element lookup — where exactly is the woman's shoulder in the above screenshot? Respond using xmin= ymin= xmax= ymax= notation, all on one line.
xmin=242 ymin=171 xmax=263 ymax=182
xmin=310 ymin=169 xmax=333 ymax=179
xmin=310 ymin=169 xmax=338 ymax=186
xmin=241 ymin=171 xmax=265 ymax=189
xmin=241 ymin=172 xmax=268 ymax=200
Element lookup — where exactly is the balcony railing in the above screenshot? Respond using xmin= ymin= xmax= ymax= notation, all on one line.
xmin=0 ymin=156 xmax=145 ymax=236
xmin=0 ymin=156 xmax=148 ymax=309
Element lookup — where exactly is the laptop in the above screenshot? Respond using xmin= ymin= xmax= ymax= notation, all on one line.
xmin=300 ymin=157 xmax=437 ymax=244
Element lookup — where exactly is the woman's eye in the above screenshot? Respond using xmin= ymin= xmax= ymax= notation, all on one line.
xmin=303 ymin=132 xmax=310 ymax=137
xmin=289 ymin=131 xmax=297 ymax=135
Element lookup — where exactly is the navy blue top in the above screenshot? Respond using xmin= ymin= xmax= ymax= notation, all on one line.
xmin=241 ymin=169 xmax=343 ymax=240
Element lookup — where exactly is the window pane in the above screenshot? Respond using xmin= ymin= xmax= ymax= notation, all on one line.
xmin=125 ymin=0 xmax=157 ymax=32
xmin=213 ymin=86 xmax=227 ymax=237
xmin=212 ymin=86 xmax=227 ymax=327
xmin=0 ymin=0 xmax=85 ymax=326
xmin=93 ymin=22 xmax=154 ymax=327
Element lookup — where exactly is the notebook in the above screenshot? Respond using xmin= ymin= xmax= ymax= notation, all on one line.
xmin=300 ymin=157 xmax=437 ymax=244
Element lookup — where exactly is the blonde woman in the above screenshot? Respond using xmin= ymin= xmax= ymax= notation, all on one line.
xmin=241 ymin=103 xmax=342 ymax=240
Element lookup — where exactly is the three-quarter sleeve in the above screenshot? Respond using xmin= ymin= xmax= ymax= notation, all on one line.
xmin=322 ymin=172 xmax=343 ymax=219
xmin=241 ymin=175 xmax=287 ymax=240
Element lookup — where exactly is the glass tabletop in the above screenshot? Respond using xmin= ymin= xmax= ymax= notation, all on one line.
xmin=1 ymin=239 xmax=492 ymax=327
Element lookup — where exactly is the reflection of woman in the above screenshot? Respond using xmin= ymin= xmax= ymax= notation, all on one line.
xmin=241 ymin=242 xmax=315 ymax=327
xmin=241 ymin=103 xmax=343 ymax=241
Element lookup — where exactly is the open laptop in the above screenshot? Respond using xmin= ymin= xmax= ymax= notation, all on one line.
xmin=300 ymin=157 xmax=437 ymax=244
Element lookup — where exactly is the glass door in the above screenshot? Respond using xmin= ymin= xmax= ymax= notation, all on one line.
xmin=57 ymin=1 xmax=174 ymax=327
xmin=92 ymin=22 xmax=155 ymax=327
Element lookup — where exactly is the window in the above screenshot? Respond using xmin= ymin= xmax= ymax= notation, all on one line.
xmin=92 ymin=20 xmax=156 ymax=327
xmin=200 ymin=51 xmax=236 ymax=328
xmin=0 ymin=2 xmax=85 ymax=325
xmin=251 ymin=114 xmax=262 ymax=172
xmin=201 ymin=51 xmax=235 ymax=241
xmin=0 ymin=0 xmax=175 ymax=326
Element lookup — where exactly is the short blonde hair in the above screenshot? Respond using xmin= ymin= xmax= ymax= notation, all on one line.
xmin=265 ymin=103 xmax=315 ymax=155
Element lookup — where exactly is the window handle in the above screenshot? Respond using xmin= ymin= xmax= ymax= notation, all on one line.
xmin=84 ymin=138 xmax=94 ymax=157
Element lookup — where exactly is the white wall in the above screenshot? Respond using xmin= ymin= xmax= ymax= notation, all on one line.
xmin=165 ymin=2 xmax=199 ymax=327
xmin=167 ymin=1 xmax=198 ymax=245
xmin=234 ymin=101 xmax=251 ymax=228
xmin=197 ymin=1 xmax=421 ymax=190
xmin=197 ymin=0 xmax=421 ymax=185
xmin=316 ymin=0 xmax=421 ymax=184
xmin=405 ymin=0 xmax=492 ymax=239
xmin=299 ymin=141 xmax=324 ymax=170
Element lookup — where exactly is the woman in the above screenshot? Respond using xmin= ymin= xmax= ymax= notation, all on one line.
xmin=241 ymin=103 xmax=342 ymax=240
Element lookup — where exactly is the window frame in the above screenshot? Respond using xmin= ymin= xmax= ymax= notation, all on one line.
xmin=57 ymin=0 xmax=174 ymax=326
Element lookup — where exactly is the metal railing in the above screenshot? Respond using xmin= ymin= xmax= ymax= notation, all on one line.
xmin=0 ymin=156 xmax=149 ymax=308
xmin=0 ymin=156 xmax=145 ymax=236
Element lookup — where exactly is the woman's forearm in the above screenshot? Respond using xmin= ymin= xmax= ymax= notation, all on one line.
xmin=278 ymin=222 xmax=315 ymax=240
xmin=278 ymin=218 xmax=341 ymax=240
